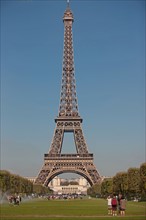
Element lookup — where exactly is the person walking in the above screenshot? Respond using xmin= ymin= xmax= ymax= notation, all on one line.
xmin=107 ymin=195 xmax=112 ymax=215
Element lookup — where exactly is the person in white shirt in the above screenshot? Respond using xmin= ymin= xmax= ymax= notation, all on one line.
xmin=107 ymin=195 xmax=112 ymax=215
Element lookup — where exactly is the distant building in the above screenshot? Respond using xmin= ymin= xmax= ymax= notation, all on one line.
xmin=48 ymin=176 xmax=90 ymax=195
xmin=101 ymin=176 xmax=113 ymax=181
xmin=26 ymin=175 xmax=112 ymax=195
xmin=26 ymin=176 xmax=89 ymax=194
xmin=26 ymin=177 xmax=36 ymax=183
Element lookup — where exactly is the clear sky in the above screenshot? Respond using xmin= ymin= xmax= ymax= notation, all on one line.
xmin=1 ymin=0 xmax=145 ymax=179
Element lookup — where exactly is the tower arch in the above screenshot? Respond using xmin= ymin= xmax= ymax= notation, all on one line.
xmin=44 ymin=170 xmax=94 ymax=187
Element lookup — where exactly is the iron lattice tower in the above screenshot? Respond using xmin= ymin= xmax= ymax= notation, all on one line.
xmin=35 ymin=2 xmax=101 ymax=186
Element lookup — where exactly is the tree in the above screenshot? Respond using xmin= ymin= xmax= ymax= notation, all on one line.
xmin=113 ymin=172 xmax=128 ymax=196
xmin=0 ymin=170 xmax=11 ymax=192
xmin=127 ymin=168 xmax=140 ymax=198
xmin=33 ymin=184 xmax=51 ymax=195
xmin=69 ymin=181 xmax=79 ymax=185
xmin=140 ymin=163 xmax=146 ymax=199
xmin=60 ymin=181 xmax=69 ymax=186
xmin=0 ymin=170 xmax=33 ymax=194
xmin=120 ymin=172 xmax=128 ymax=196
xmin=10 ymin=174 xmax=20 ymax=193
xmin=87 ymin=182 xmax=101 ymax=197
xmin=101 ymin=178 xmax=113 ymax=197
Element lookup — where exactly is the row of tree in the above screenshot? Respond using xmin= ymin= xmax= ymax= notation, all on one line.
xmin=88 ymin=163 xmax=146 ymax=200
xmin=1 ymin=163 xmax=145 ymax=199
xmin=0 ymin=170 xmax=51 ymax=195
xmin=60 ymin=181 xmax=79 ymax=186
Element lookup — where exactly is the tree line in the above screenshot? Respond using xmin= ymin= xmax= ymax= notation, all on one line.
xmin=1 ymin=163 xmax=145 ymax=199
xmin=87 ymin=162 xmax=146 ymax=200
xmin=61 ymin=180 xmax=79 ymax=186
xmin=0 ymin=170 xmax=51 ymax=195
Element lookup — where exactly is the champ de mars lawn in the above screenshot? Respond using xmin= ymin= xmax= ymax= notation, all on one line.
xmin=0 ymin=197 xmax=146 ymax=220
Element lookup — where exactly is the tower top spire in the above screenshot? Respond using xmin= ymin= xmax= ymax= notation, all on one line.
xmin=67 ymin=0 xmax=70 ymax=8
xmin=63 ymin=0 xmax=74 ymax=22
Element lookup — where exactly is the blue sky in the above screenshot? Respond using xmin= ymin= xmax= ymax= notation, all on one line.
xmin=1 ymin=0 xmax=145 ymax=178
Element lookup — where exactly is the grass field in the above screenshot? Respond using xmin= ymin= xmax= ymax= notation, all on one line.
xmin=0 ymin=198 xmax=146 ymax=220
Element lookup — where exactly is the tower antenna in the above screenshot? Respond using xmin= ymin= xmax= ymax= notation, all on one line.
xmin=67 ymin=0 xmax=70 ymax=8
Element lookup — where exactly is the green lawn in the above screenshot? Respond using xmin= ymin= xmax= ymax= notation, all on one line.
xmin=0 ymin=198 xmax=146 ymax=220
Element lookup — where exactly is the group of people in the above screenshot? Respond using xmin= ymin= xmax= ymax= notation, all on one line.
xmin=8 ymin=195 xmax=22 ymax=205
xmin=107 ymin=193 xmax=126 ymax=216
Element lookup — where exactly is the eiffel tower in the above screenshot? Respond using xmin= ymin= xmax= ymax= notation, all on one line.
xmin=35 ymin=1 xmax=101 ymax=187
